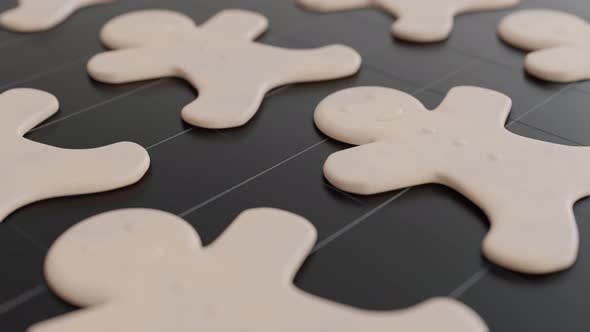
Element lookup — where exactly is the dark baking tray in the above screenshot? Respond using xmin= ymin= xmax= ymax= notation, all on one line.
xmin=1 ymin=0 xmax=590 ymax=331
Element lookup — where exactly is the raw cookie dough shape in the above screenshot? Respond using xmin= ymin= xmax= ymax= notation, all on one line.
xmin=498 ymin=9 xmax=590 ymax=83
xmin=0 ymin=0 xmax=115 ymax=33
xmin=0 ymin=88 xmax=150 ymax=222
xmin=297 ymin=0 xmax=521 ymax=43
xmin=314 ymin=86 xmax=586 ymax=275
xmin=29 ymin=208 xmax=487 ymax=332
xmin=87 ymin=9 xmax=362 ymax=129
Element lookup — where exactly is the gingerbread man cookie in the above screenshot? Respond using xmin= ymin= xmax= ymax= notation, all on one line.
xmin=0 ymin=89 xmax=149 ymax=222
xmin=297 ymin=0 xmax=521 ymax=43
xmin=0 ymin=0 xmax=115 ymax=32
xmin=29 ymin=208 xmax=487 ymax=332
xmin=86 ymin=9 xmax=362 ymax=129
xmin=499 ymin=9 xmax=590 ymax=83
xmin=314 ymin=86 xmax=586 ymax=274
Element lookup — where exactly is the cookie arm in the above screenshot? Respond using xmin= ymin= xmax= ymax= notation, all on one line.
xmin=324 ymin=141 xmax=436 ymax=195
xmin=199 ymin=9 xmax=269 ymax=41
xmin=207 ymin=208 xmax=317 ymax=282
xmin=87 ymin=48 xmax=175 ymax=84
xmin=525 ymin=46 xmax=590 ymax=83
xmin=0 ymin=0 xmax=109 ymax=32
xmin=266 ymin=45 xmax=361 ymax=86
xmin=435 ymin=86 xmax=512 ymax=128
xmin=0 ymin=88 xmax=59 ymax=136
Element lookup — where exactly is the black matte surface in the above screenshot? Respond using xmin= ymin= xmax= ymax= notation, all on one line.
xmin=1 ymin=0 xmax=590 ymax=331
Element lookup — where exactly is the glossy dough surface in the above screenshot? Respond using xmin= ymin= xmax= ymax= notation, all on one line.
xmin=87 ymin=9 xmax=362 ymax=129
xmin=0 ymin=89 xmax=149 ymax=222
xmin=29 ymin=208 xmax=487 ymax=332
xmin=298 ymin=0 xmax=520 ymax=42
xmin=0 ymin=0 xmax=115 ymax=32
xmin=315 ymin=86 xmax=585 ymax=274
xmin=499 ymin=9 xmax=590 ymax=82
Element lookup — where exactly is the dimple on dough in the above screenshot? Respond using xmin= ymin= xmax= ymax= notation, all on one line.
xmin=498 ymin=9 xmax=590 ymax=83
xmin=29 ymin=208 xmax=488 ymax=332
xmin=86 ymin=9 xmax=362 ymax=129
xmin=0 ymin=88 xmax=149 ymax=222
xmin=314 ymin=85 xmax=587 ymax=275
xmin=297 ymin=0 xmax=521 ymax=43
xmin=0 ymin=0 xmax=115 ymax=33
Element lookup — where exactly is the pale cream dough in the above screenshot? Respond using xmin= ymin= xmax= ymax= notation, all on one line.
xmin=498 ymin=9 xmax=590 ymax=83
xmin=28 ymin=208 xmax=487 ymax=332
xmin=86 ymin=9 xmax=362 ymax=129
xmin=0 ymin=88 xmax=149 ymax=222
xmin=0 ymin=0 xmax=115 ymax=32
xmin=314 ymin=86 xmax=586 ymax=274
xmin=297 ymin=0 xmax=521 ymax=43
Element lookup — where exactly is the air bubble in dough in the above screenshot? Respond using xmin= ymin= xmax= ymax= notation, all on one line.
xmin=314 ymin=85 xmax=586 ymax=275
xmin=0 ymin=88 xmax=149 ymax=222
xmin=297 ymin=0 xmax=521 ymax=43
xmin=29 ymin=208 xmax=488 ymax=332
xmin=86 ymin=9 xmax=362 ymax=129
xmin=498 ymin=9 xmax=590 ymax=83
xmin=0 ymin=0 xmax=115 ymax=32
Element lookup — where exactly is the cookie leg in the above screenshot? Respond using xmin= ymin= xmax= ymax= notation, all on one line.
xmin=391 ymin=11 xmax=454 ymax=42
xmin=297 ymin=0 xmax=372 ymax=12
xmin=181 ymin=82 xmax=266 ymax=129
xmin=269 ymin=45 xmax=361 ymax=85
xmin=483 ymin=201 xmax=579 ymax=274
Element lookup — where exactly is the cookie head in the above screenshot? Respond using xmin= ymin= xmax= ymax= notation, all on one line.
xmin=100 ymin=10 xmax=196 ymax=49
xmin=44 ymin=209 xmax=202 ymax=307
xmin=314 ymin=86 xmax=428 ymax=145
xmin=499 ymin=10 xmax=588 ymax=51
